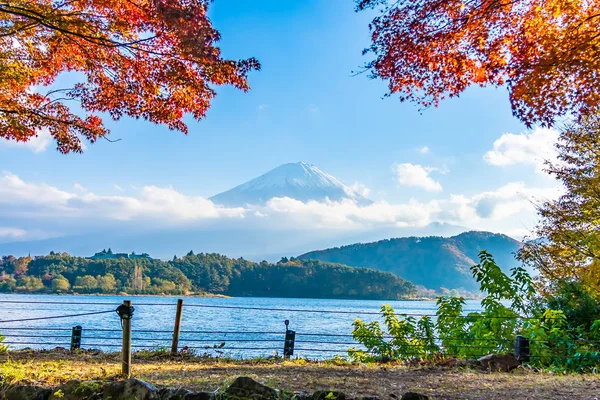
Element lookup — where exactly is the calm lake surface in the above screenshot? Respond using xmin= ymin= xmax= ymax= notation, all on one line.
xmin=0 ymin=294 xmax=483 ymax=359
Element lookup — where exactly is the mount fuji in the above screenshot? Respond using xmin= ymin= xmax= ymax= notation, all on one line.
xmin=209 ymin=162 xmax=372 ymax=207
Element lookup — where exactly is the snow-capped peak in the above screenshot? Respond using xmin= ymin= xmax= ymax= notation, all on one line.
xmin=209 ymin=162 xmax=371 ymax=207
xmin=238 ymin=162 xmax=345 ymax=190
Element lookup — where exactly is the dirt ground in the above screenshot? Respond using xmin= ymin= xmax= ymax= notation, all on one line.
xmin=1 ymin=350 xmax=599 ymax=400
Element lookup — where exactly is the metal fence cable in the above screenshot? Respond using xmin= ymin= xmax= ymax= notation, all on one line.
xmin=0 ymin=310 xmax=115 ymax=323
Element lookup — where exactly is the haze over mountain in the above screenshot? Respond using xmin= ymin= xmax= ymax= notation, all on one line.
xmin=210 ymin=161 xmax=372 ymax=207
xmin=0 ymin=222 xmax=469 ymax=262
xmin=299 ymin=231 xmax=523 ymax=291
xmin=0 ymin=161 xmax=477 ymax=261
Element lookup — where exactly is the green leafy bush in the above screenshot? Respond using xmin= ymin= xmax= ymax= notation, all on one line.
xmin=349 ymin=251 xmax=600 ymax=371
xmin=350 ymin=306 xmax=438 ymax=361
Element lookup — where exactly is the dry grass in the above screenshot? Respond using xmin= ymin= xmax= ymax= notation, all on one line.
xmin=1 ymin=350 xmax=599 ymax=400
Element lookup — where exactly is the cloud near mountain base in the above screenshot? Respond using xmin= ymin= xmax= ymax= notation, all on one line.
xmin=0 ymin=172 xmax=562 ymax=241
xmin=0 ymin=172 xmax=244 ymax=223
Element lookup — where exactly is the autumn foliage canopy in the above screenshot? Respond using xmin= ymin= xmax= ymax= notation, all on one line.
xmin=357 ymin=0 xmax=600 ymax=127
xmin=0 ymin=0 xmax=259 ymax=153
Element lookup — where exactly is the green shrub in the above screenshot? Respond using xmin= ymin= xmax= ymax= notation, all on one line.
xmin=349 ymin=250 xmax=600 ymax=371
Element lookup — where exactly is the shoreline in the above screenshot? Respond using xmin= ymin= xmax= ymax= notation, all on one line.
xmin=0 ymin=291 xmax=432 ymax=301
xmin=0 ymin=291 xmax=230 ymax=298
xmin=0 ymin=292 xmax=484 ymax=302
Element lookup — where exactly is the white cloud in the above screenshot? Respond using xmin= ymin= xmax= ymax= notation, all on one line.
xmin=454 ymin=182 xmax=561 ymax=220
xmin=419 ymin=146 xmax=430 ymax=154
xmin=344 ymin=182 xmax=371 ymax=198
xmin=1 ymin=129 xmax=52 ymax=153
xmin=114 ymin=185 xmax=124 ymax=192
xmin=470 ymin=182 xmax=559 ymax=219
xmin=484 ymin=127 xmax=559 ymax=173
xmin=0 ymin=227 xmax=27 ymax=240
xmin=394 ymin=163 xmax=443 ymax=192
xmin=432 ymin=182 xmax=563 ymax=236
xmin=0 ymin=172 xmax=563 ymax=241
xmin=257 ymin=104 xmax=269 ymax=111
xmin=71 ymin=186 xmax=247 ymax=222
xmin=73 ymin=183 xmax=87 ymax=193
xmin=0 ymin=172 xmax=73 ymax=215
xmin=0 ymin=172 xmax=245 ymax=223
xmin=266 ymin=197 xmax=436 ymax=229
xmin=0 ymin=225 xmax=62 ymax=244
xmin=263 ymin=180 xmax=561 ymax=231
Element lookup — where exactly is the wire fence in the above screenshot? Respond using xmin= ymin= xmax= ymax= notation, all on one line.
xmin=0 ymin=298 xmax=598 ymax=368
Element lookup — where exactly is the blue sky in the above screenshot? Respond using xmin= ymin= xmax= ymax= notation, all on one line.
xmin=0 ymin=0 xmax=563 ymax=253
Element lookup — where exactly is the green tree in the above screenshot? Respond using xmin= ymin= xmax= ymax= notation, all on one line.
xmin=0 ymin=276 xmax=16 ymax=292
xmin=97 ymin=274 xmax=117 ymax=293
xmin=17 ymin=276 xmax=45 ymax=292
xmin=0 ymin=250 xmax=416 ymax=299
xmin=152 ymin=278 xmax=177 ymax=293
xmin=519 ymin=115 xmax=600 ymax=294
xmin=175 ymin=274 xmax=192 ymax=293
xmin=74 ymin=275 xmax=98 ymax=291
xmin=6 ymin=256 xmax=32 ymax=277
xmin=51 ymin=276 xmax=71 ymax=293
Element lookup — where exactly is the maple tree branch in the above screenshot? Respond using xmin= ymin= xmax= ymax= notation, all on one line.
xmin=0 ymin=21 xmax=39 ymax=37
xmin=0 ymin=107 xmax=104 ymax=137
xmin=0 ymin=4 xmax=156 ymax=49
xmin=0 ymin=0 xmax=256 ymax=153
xmin=0 ymin=3 xmax=199 ymax=66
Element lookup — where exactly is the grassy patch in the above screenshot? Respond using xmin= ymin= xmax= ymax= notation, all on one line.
xmin=0 ymin=350 xmax=599 ymax=399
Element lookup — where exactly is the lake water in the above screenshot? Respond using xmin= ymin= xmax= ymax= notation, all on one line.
xmin=0 ymin=294 xmax=483 ymax=359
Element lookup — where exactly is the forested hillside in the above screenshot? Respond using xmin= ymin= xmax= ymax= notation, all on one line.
xmin=299 ymin=231 xmax=522 ymax=290
xmin=0 ymin=251 xmax=416 ymax=300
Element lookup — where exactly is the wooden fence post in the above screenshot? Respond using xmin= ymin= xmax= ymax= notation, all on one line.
xmin=116 ymin=300 xmax=134 ymax=377
xmin=70 ymin=325 xmax=82 ymax=351
xmin=171 ymin=299 xmax=184 ymax=354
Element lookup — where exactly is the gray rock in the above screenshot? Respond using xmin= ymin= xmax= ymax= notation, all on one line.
xmin=312 ymin=391 xmax=345 ymax=400
xmin=400 ymin=393 xmax=428 ymax=400
xmin=158 ymin=388 xmax=193 ymax=400
xmin=477 ymin=353 xmax=520 ymax=372
xmin=182 ymin=393 xmax=213 ymax=400
xmin=102 ymin=379 xmax=159 ymax=400
xmin=291 ymin=393 xmax=312 ymax=400
xmin=361 ymin=397 xmax=381 ymax=400
xmin=1 ymin=386 xmax=52 ymax=400
xmin=225 ymin=377 xmax=279 ymax=400
xmin=50 ymin=380 xmax=102 ymax=400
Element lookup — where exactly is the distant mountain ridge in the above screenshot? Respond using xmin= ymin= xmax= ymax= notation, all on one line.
xmin=210 ymin=161 xmax=372 ymax=207
xmin=298 ymin=231 xmax=523 ymax=290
